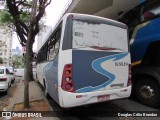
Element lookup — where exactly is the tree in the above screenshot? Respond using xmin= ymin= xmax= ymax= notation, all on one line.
xmin=12 ymin=55 xmax=25 ymax=68
xmin=0 ymin=0 xmax=51 ymax=108
xmin=0 ymin=57 xmax=3 ymax=64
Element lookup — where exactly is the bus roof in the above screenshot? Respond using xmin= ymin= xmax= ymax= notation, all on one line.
xmin=38 ymin=13 xmax=128 ymax=53
xmin=63 ymin=13 xmax=128 ymax=29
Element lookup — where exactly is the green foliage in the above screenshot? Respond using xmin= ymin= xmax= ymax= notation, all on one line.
xmin=0 ymin=11 xmax=14 ymax=24
xmin=20 ymin=13 xmax=30 ymax=22
xmin=0 ymin=10 xmax=31 ymax=26
xmin=12 ymin=55 xmax=25 ymax=68
xmin=0 ymin=57 xmax=3 ymax=64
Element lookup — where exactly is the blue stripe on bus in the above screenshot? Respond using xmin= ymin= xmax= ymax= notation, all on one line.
xmin=73 ymin=51 xmax=115 ymax=92
xmin=76 ymin=53 xmax=128 ymax=93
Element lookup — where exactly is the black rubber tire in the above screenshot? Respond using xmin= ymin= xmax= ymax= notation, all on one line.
xmin=135 ymin=77 xmax=160 ymax=108
xmin=44 ymin=80 xmax=50 ymax=99
xmin=3 ymin=91 xmax=7 ymax=95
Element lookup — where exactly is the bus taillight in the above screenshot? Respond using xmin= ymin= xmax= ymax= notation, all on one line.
xmin=61 ymin=64 xmax=75 ymax=92
xmin=68 ymin=14 xmax=74 ymax=19
xmin=127 ymin=64 xmax=132 ymax=86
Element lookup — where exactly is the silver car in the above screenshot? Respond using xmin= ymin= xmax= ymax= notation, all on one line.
xmin=0 ymin=66 xmax=13 ymax=94
xmin=7 ymin=67 xmax=15 ymax=83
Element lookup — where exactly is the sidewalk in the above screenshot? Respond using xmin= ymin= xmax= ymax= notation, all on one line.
xmin=6 ymin=77 xmax=58 ymax=120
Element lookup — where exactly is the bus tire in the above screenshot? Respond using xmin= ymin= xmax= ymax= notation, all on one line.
xmin=44 ymin=80 xmax=50 ymax=99
xmin=135 ymin=77 xmax=160 ymax=108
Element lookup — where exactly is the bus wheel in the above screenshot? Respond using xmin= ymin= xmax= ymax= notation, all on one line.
xmin=44 ymin=80 xmax=50 ymax=99
xmin=135 ymin=77 xmax=160 ymax=108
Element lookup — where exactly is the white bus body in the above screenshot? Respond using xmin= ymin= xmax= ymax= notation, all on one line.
xmin=36 ymin=13 xmax=131 ymax=108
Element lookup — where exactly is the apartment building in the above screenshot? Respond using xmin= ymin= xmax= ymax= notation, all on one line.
xmin=0 ymin=0 xmax=5 ymax=10
xmin=0 ymin=26 xmax=12 ymax=66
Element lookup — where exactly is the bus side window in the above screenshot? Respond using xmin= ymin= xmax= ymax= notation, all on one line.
xmin=47 ymin=41 xmax=50 ymax=60
xmin=123 ymin=9 xmax=140 ymax=39
xmin=49 ymin=36 xmax=56 ymax=60
xmin=143 ymin=11 xmax=155 ymax=21
xmin=44 ymin=43 xmax=48 ymax=61
xmin=54 ymin=30 xmax=61 ymax=55
xmin=141 ymin=0 xmax=160 ymax=22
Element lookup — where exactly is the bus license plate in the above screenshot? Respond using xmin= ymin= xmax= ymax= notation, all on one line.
xmin=97 ymin=95 xmax=110 ymax=102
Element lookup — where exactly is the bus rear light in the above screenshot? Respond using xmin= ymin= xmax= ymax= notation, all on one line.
xmin=65 ymin=70 xmax=70 ymax=75
xmin=127 ymin=79 xmax=132 ymax=86
xmin=0 ymin=78 xmax=7 ymax=81
xmin=61 ymin=64 xmax=75 ymax=92
xmin=68 ymin=14 xmax=74 ymax=19
xmin=65 ymin=77 xmax=71 ymax=82
xmin=66 ymin=83 xmax=73 ymax=90
xmin=127 ymin=64 xmax=132 ymax=86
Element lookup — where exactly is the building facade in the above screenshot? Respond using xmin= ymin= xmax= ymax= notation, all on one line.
xmin=0 ymin=0 xmax=5 ymax=10
xmin=12 ymin=46 xmax=22 ymax=56
xmin=0 ymin=26 xmax=12 ymax=66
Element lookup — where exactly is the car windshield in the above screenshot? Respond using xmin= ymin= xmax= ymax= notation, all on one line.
xmin=0 ymin=69 xmax=4 ymax=74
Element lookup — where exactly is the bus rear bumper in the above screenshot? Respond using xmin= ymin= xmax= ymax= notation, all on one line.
xmin=59 ymin=85 xmax=132 ymax=108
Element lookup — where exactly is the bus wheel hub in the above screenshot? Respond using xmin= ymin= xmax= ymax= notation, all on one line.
xmin=140 ymin=85 xmax=154 ymax=100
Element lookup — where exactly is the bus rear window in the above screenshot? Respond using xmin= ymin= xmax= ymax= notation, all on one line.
xmin=72 ymin=20 xmax=128 ymax=51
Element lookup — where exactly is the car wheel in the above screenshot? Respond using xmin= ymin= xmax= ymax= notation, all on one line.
xmin=3 ymin=91 xmax=7 ymax=95
xmin=135 ymin=77 xmax=160 ymax=108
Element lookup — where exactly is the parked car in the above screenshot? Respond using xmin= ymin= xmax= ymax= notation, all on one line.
xmin=0 ymin=66 xmax=13 ymax=94
xmin=6 ymin=66 xmax=15 ymax=83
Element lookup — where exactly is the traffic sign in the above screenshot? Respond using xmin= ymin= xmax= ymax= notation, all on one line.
xmin=22 ymin=46 xmax=26 ymax=53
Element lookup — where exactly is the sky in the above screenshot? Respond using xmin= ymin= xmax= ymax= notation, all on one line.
xmin=12 ymin=0 xmax=71 ymax=51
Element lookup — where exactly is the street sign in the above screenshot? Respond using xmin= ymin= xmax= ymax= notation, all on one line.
xmin=22 ymin=46 xmax=26 ymax=53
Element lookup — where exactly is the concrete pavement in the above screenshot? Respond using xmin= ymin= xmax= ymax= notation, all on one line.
xmin=8 ymin=79 xmax=51 ymax=110
xmin=4 ymin=77 xmax=59 ymax=120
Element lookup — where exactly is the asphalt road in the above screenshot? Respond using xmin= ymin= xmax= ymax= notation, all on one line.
xmin=1 ymin=76 xmax=160 ymax=120
xmin=47 ymin=92 xmax=160 ymax=120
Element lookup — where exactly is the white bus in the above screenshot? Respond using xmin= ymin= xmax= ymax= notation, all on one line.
xmin=36 ymin=13 xmax=131 ymax=108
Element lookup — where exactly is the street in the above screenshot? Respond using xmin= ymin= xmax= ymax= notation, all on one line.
xmin=48 ymin=96 xmax=160 ymax=120
xmin=46 ymin=86 xmax=160 ymax=119
xmin=0 ymin=76 xmax=160 ymax=120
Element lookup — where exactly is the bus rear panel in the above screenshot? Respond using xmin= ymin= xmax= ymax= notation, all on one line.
xmin=58 ymin=14 xmax=131 ymax=108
